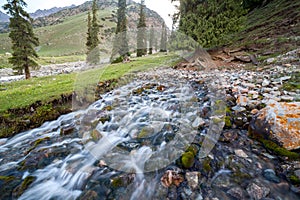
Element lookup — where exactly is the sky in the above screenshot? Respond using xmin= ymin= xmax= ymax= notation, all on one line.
xmin=0 ymin=0 xmax=178 ymax=28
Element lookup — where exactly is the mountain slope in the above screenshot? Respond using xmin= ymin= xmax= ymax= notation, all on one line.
xmin=30 ymin=5 xmax=76 ymax=19
xmin=0 ymin=11 xmax=9 ymax=22
xmin=0 ymin=0 xmax=165 ymax=57
xmin=231 ymin=0 xmax=300 ymax=55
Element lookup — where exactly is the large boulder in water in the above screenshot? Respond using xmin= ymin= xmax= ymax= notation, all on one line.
xmin=250 ymin=100 xmax=300 ymax=150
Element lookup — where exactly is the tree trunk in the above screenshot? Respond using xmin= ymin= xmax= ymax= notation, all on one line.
xmin=24 ymin=65 xmax=31 ymax=79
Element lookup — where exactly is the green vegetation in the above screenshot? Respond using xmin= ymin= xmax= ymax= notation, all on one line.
xmin=148 ymin=25 xmax=154 ymax=54
xmin=37 ymin=55 xmax=86 ymax=65
xmin=261 ymin=138 xmax=300 ymax=159
xmin=0 ymin=54 xmax=179 ymax=138
xmin=177 ymin=0 xmax=247 ymax=48
xmin=0 ymin=54 xmax=13 ymax=69
xmin=289 ymin=174 xmax=300 ymax=185
xmin=14 ymin=176 xmax=36 ymax=197
xmin=233 ymin=0 xmax=300 ymax=53
xmin=180 ymin=144 xmax=199 ymax=168
xmin=202 ymin=157 xmax=212 ymax=173
xmin=3 ymin=0 xmax=39 ymax=79
xmin=86 ymin=0 xmax=100 ymax=64
xmin=26 ymin=137 xmax=51 ymax=154
xmin=160 ymin=23 xmax=167 ymax=52
xmin=111 ymin=0 xmax=129 ymax=61
xmin=0 ymin=9 xmax=114 ymax=57
xmin=0 ymin=176 xmax=15 ymax=182
xmin=181 ymin=151 xmax=195 ymax=168
xmin=250 ymin=133 xmax=300 ymax=160
xmin=136 ymin=0 xmax=147 ymax=57
xmin=282 ymin=72 xmax=300 ymax=92
xmin=0 ymin=54 xmax=177 ymax=112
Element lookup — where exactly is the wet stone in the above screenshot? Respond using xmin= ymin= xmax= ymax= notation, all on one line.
xmin=263 ymin=169 xmax=280 ymax=183
xmin=186 ymin=172 xmax=200 ymax=190
xmin=246 ymin=182 xmax=270 ymax=200
xmin=60 ymin=124 xmax=75 ymax=136
xmin=234 ymin=149 xmax=248 ymax=158
xmin=221 ymin=130 xmax=238 ymax=143
xmin=227 ymin=186 xmax=246 ymax=200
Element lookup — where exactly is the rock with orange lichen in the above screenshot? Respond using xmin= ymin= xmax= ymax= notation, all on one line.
xmin=250 ymin=100 xmax=300 ymax=150
xmin=161 ymin=170 xmax=184 ymax=188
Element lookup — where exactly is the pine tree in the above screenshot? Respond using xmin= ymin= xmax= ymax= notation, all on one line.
xmin=111 ymin=0 xmax=129 ymax=62
xmin=86 ymin=0 xmax=100 ymax=64
xmin=160 ymin=23 xmax=167 ymax=52
xmin=3 ymin=0 xmax=39 ymax=79
xmin=136 ymin=0 xmax=147 ymax=57
xmin=148 ymin=25 xmax=154 ymax=54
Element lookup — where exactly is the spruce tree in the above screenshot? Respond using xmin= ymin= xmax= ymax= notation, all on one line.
xmin=86 ymin=0 xmax=100 ymax=64
xmin=148 ymin=25 xmax=154 ymax=54
xmin=86 ymin=12 xmax=92 ymax=51
xmin=3 ymin=0 xmax=39 ymax=79
xmin=136 ymin=0 xmax=147 ymax=57
xmin=111 ymin=0 xmax=129 ymax=62
xmin=160 ymin=23 xmax=167 ymax=52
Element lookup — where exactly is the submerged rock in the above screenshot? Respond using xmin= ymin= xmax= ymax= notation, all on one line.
xmin=263 ymin=169 xmax=280 ymax=183
xmin=250 ymin=100 xmax=300 ymax=150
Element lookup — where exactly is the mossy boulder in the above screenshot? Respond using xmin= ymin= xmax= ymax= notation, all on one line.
xmin=249 ymin=100 xmax=300 ymax=151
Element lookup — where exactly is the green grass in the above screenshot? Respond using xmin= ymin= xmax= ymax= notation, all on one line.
xmin=0 ymin=53 xmax=178 ymax=112
xmin=0 ymin=9 xmax=115 ymax=56
xmin=0 ymin=54 xmax=13 ymax=69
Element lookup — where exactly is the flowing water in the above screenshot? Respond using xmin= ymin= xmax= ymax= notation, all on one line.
xmin=0 ymin=68 xmax=206 ymax=199
xmin=0 ymin=68 xmax=299 ymax=200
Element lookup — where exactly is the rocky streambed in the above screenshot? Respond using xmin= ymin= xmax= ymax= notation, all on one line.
xmin=0 ymin=49 xmax=299 ymax=200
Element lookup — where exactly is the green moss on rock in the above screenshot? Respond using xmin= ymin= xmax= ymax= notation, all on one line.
xmin=181 ymin=151 xmax=195 ymax=169
xmin=0 ymin=176 xmax=15 ymax=182
xmin=249 ymin=130 xmax=300 ymax=160
xmin=202 ymin=158 xmax=212 ymax=173
xmin=289 ymin=174 xmax=300 ymax=185
xmin=14 ymin=176 xmax=36 ymax=197
xmin=225 ymin=116 xmax=232 ymax=128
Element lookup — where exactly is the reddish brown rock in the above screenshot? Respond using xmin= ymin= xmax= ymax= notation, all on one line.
xmin=161 ymin=170 xmax=184 ymax=188
xmin=250 ymin=100 xmax=300 ymax=150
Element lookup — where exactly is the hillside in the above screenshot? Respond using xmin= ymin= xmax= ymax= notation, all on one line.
xmin=231 ymin=0 xmax=300 ymax=56
xmin=0 ymin=0 xmax=164 ymax=57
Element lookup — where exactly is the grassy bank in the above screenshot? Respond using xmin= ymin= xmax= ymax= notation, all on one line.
xmin=0 ymin=53 xmax=178 ymax=137
xmin=0 ymin=53 xmax=177 ymax=112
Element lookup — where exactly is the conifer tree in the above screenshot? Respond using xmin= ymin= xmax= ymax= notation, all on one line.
xmin=148 ymin=25 xmax=154 ymax=54
xmin=86 ymin=0 xmax=100 ymax=64
xmin=160 ymin=23 xmax=167 ymax=52
xmin=86 ymin=12 xmax=92 ymax=50
xmin=136 ymin=0 xmax=147 ymax=57
xmin=111 ymin=0 xmax=129 ymax=62
xmin=3 ymin=0 xmax=39 ymax=79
